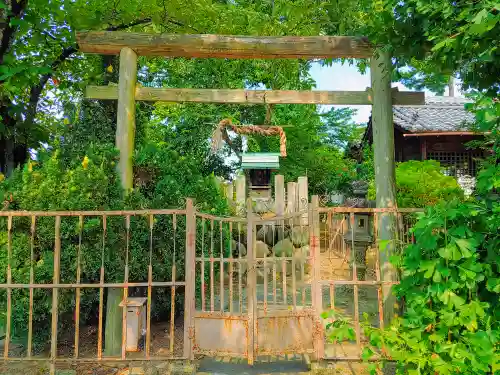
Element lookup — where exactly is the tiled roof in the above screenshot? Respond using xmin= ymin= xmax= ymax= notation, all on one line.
xmin=393 ymin=96 xmax=475 ymax=133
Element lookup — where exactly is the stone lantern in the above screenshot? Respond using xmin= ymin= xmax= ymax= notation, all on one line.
xmin=343 ymin=181 xmax=374 ymax=281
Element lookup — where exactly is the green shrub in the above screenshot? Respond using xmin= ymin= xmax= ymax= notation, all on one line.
xmin=368 ymin=160 xmax=464 ymax=207
xmin=324 ymin=162 xmax=500 ymax=375
xmin=0 ymin=144 xmax=228 ymax=351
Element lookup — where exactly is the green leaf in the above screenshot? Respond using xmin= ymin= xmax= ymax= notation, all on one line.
xmin=367 ymin=363 xmax=378 ymax=375
xmin=432 ymin=39 xmax=449 ymax=51
xmin=438 ymin=243 xmax=462 ymax=260
xmin=440 ymin=290 xmax=465 ymax=308
xmin=419 ymin=260 xmax=438 ymax=278
xmin=472 ymin=8 xmax=489 ymax=24
xmin=486 ymin=278 xmax=500 ymax=293
xmin=433 ymin=269 xmax=442 ymax=282
xmin=361 ymin=347 xmax=374 ymax=361
xmin=455 ymin=238 xmax=477 ymax=258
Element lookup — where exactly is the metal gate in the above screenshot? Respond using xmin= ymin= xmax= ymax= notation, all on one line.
xmin=190 ymin=200 xmax=323 ymax=364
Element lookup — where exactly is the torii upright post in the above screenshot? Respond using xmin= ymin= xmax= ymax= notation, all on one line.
xmin=116 ymin=47 xmax=137 ymax=190
xmin=370 ymin=49 xmax=398 ymax=325
xmin=105 ymin=46 xmax=138 ymax=356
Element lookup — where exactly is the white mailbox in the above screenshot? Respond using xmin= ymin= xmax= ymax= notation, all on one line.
xmin=119 ymin=297 xmax=147 ymax=352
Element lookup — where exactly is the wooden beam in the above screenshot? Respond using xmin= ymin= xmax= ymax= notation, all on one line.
xmin=86 ymin=86 xmax=425 ymax=106
xmin=403 ymin=131 xmax=486 ymax=137
xmin=76 ymin=31 xmax=373 ymax=58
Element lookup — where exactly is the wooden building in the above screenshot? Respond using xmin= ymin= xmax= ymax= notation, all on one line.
xmin=356 ymin=96 xmax=484 ymax=191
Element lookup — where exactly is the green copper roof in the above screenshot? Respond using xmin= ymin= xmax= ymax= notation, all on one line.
xmin=241 ymin=153 xmax=280 ymax=169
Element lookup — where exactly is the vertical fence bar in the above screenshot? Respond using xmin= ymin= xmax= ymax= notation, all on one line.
xmin=374 ymin=213 xmax=384 ymax=329
xmin=184 ymin=198 xmax=196 ymax=360
xmin=246 ymin=199 xmax=255 ymax=365
xmin=50 ymin=216 xmax=61 ymax=375
xmin=210 ymin=220 xmax=215 ymax=312
xmin=98 ymin=215 xmax=107 ymax=360
xmin=219 ymin=221 xmax=224 ymax=312
xmin=274 ymin=174 xmax=285 ymax=306
xmin=4 ymin=215 xmax=12 ymax=359
xmin=238 ymin=223 xmax=243 ymax=314
xmin=201 ymin=218 xmax=206 ymax=312
xmin=27 ymin=216 xmax=36 ymax=358
xmin=282 ymin=219 xmax=287 ymax=305
xmin=170 ymin=214 xmax=177 ymax=353
xmin=272 ymin=225 xmax=277 ymax=306
xmin=291 ymin=218 xmax=297 ymax=309
xmin=75 ymin=216 xmax=83 ymax=358
xmin=263 ymin=224 xmax=268 ymax=314
xmin=228 ymin=222 xmax=234 ymax=314
xmin=311 ymin=196 xmax=324 ymax=359
xmin=327 ymin=211 xmax=332 ymax=261
xmin=146 ymin=214 xmax=154 ymax=359
xmin=350 ymin=213 xmax=361 ymax=352
xmin=121 ymin=215 xmax=130 ymax=360
xmin=300 ymin=218 xmax=306 ymax=306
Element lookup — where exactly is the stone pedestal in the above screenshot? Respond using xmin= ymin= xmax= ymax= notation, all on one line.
xmin=344 ymin=232 xmax=372 ymax=281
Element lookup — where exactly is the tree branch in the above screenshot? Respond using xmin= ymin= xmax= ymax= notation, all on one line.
xmin=24 ymin=45 xmax=78 ymax=127
xmin=0 ymin=0 xmax=28 ymax=66
xmin=24 ymin=17 xmax=153 ymax=127
xmin=221 ymin=128 xmax=242 ymax=163
xmin=105 ymin=17 xmax=152 ymax=31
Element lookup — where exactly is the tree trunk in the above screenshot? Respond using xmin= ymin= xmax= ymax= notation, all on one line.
xmin=0 ymin=104 xmax=29 ymax=176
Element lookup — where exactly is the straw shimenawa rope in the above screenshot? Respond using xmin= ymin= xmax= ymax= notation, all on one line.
xmin=211 ymin=118 xmax=287 ymax=157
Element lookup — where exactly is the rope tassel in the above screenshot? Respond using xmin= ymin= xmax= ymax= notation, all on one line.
xmin=211 ymin=118 xmax=287 ymax=157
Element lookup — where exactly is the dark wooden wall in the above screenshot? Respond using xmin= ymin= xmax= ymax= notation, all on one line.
xmin=394 ymin=132 xmax=484 ymax=162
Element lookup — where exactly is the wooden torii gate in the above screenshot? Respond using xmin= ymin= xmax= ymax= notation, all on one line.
xmin=76 ymin=31 xmax=424 ymax=358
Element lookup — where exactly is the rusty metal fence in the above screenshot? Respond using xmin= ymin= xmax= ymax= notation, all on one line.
xmin=190 ymin=204 xmax=320 ymax=364
xmin=0 ymin=206 xmax=192 ymax=374
xmin=0 ymin=199 xmax=423 ymax=372
xmin=317 ymin=207 xmax=423 ymax=360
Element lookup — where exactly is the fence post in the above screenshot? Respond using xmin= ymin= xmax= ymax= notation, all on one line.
xmin=50 ymin=216 xmax=61 ymax=375
xmin=298 ymin=176 xmax=308 ymax=225
xmin=275 ymin=174 xmax=285 ymax=216
xmin=286 ymin=182 xmax=297 ymax=213
xmin=236 ymin=175 xmax=246 ymax=216
xmin=184 ymin=198 xmax=196 ymax=359
xmin=310 ymin=196 xmax=324 ymax=359
xmin=370 ymin=49 xmax=398 ymax=324
xmin=246 ymin=198 xmax=256 ymax=365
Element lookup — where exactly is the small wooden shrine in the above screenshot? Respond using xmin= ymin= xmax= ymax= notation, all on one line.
xmin=241 ymin=152 xmax=280 ymax=200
